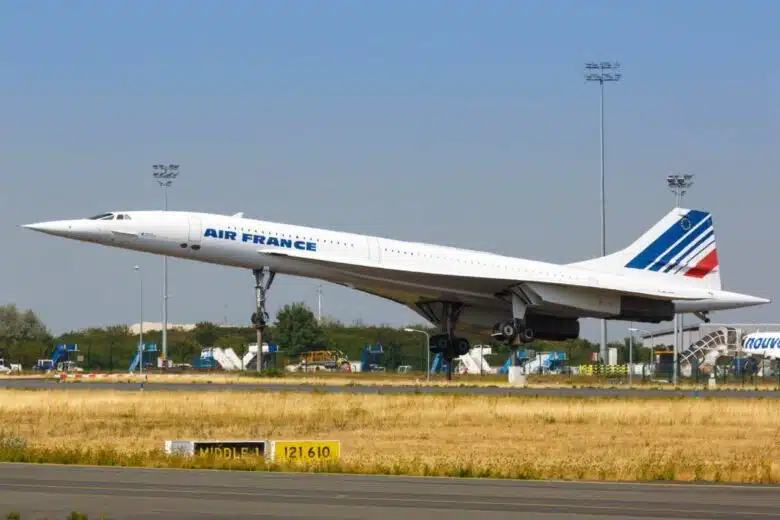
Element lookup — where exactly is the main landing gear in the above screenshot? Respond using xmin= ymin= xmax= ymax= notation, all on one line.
xmin=491 ymin=318 xmax=535 ymax=345
xmin=250 ymin=267 xmax=275 ymax=372
xmin=415 ymin=301 xmax=471 ymax=381
xmin=490 ymin=292 xmax=536 ymax=346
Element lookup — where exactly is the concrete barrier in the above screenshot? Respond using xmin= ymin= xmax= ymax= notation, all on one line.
xmin=508 ymin=367 xmax=527 ymax=387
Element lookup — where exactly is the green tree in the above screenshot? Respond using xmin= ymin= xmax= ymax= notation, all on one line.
xmin=193 ymin=321 xmax=220 ymax=347
xmin=274 ymin=302 xmax=324 ymax=355
xmin=170 ymin=337 xmax=200 ymax=365
xmin=0 ymin=304 xmax=51 ymax=361
xmin=0 ymin=304 xmax=50 ymax=344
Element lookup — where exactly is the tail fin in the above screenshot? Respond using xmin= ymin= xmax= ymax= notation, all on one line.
xmin=569 ymin=207 xmax=721 ymax=291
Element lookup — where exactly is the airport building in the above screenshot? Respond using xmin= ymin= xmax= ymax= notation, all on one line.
xmin=127 ymin=322 xmax=243 ymax=335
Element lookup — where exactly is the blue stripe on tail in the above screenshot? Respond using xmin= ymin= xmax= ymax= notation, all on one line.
xmin=661 ymin=228 xmax=714 ymax=273
xmin=648 ymin=216 xmax=712 ymax=272
xmin=625 ymin=210 xmax=710 ymax=270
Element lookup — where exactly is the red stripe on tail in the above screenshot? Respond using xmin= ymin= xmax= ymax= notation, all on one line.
xmin=684 ymin=249 xmax=719 ymax=278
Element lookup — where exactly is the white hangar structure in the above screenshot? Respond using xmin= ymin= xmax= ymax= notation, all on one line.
xmin=636 ymin=322 xmax=780 ymax=377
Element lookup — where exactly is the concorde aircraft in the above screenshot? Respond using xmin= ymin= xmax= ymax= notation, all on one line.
xmin=22 ymin=206 xmax=769 ymax=361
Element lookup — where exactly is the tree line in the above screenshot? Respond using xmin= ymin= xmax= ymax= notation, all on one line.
xmin=0 ymin=302 xmax=651 ymax=371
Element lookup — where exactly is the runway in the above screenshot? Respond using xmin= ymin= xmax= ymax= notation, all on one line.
xmin=2 ymin=377 xmax=780 ymax=398
xmin=1 ymin=463 xmax=779 ymax=519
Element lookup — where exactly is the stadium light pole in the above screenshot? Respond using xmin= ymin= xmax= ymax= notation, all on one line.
xmin=404 ymin=328 xmax=430 ymax=382
xmin=666 ymin=173 xmax=694 ymax=386
xmin=585 ymin=61 xmax=622 ymax=365
xmin=134 ymin=265 xmax=143 ymax=376
xmin=630 ymin=326 xmax=654 ymax=379
xmin=626 ymin=326 xmax=642 ymax=386
xmin=667 ymin=173 xmax=693 ymax=207
xmin=317 ymin=284 xmax=323 ymax=324
xmin=152 ymin=164 xmax=180 ymax=367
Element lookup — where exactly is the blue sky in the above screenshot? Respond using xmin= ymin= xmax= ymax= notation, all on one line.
xmin=2 ymin=0 xmax=779 ymax=343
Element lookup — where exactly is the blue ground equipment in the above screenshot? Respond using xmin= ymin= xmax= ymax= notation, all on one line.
xmin=129 ymin=343 xmax=157 ymax=372
xmin=496 ymin=349 xmax=567 ymax=374
xmin=35 ymin=343 xmax=78 ymax=371
xmin=361 ymin=343 xmax=383 ymax=371
xmin=429 ymin=352 xmax=451 ymax=374
xmin=194 ymin=352 xmax=216 ymax=369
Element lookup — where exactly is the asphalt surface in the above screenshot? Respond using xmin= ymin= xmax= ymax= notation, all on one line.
xmin=1 ymin=377 xmax=780 ymax=398
xmin=1 ymin=463 xmax=779 ymax=519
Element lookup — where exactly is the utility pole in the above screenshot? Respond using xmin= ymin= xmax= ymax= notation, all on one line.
xmin=629 ymin=326 xmax=651 ymax=381
xmin=317 ymin=284 xmax=322 ymax=324
xmin=666 ymin=173 xmax=694 ymax=386
xmin=134 ymin=265 xmax=143 ymax=375
xmin=628 ymin=324 xmax=634 ymax=386
xmin=152 ymin=163 xmax=180 ymax=367
xmin=585 ymin=60 xmax=622 ymax=365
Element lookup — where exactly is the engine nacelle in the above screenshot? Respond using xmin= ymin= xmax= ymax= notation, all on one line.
xmin=617 ymin=296 xmax=675 ymax=323
xmin=525 ymin=314 xmax=580 ymax=341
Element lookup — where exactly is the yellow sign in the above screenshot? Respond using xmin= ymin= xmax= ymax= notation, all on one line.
xmin=272 ymin=440 xmax=340 ymax=463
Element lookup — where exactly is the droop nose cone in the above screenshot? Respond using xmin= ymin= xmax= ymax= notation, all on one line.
xmin=21 ymin=220 xmax=76 ymax=237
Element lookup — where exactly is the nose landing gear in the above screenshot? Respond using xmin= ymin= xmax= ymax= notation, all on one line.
xmin=251 ymin=267 xmax=275 ymax=371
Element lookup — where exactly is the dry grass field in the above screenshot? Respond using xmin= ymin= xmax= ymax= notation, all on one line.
xmin=0 ymin=388 xmax=778 ymax=483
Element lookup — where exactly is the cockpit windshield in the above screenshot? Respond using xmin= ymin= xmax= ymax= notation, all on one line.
xmin=87 ymin=212 xmax=132 ymax=220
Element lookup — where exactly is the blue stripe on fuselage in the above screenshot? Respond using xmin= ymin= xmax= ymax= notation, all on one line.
xmin=625 ymin=210 xmax=710 ymax=270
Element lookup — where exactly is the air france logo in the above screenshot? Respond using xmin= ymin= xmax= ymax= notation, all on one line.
xmin=743 ymin=336 xmax=780 ymax=350
xmin=203 ymin=228 xmax=317 ymax=252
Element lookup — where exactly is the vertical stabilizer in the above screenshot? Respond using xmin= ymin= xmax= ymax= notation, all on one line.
xmin=569 ymin=208 xmax=721 ymax=291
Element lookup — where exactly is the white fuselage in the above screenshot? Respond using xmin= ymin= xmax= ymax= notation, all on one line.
xmin=741 ymin=333 xmax=780 ymax=360
xmin=22 ymin=210 xmax=770 ymax=335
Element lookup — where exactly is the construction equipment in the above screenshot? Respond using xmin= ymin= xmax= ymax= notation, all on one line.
xmin=298 ymin=349 xmax=350 ymax=372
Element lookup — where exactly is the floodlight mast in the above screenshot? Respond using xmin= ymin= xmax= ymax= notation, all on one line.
xmin=584 ymin=61 xmax=622 ymax=365
xmin=152 ymin=164 xmax=180 ymax=366
xmin=666 ymin=173 xmax=694 ymax=207
xmin=666 ymin=173 xmax=694 ymax=386
xmin=134 ymin=265 xmax=143 ymax=375
xmin=317 ymin=284 xmax=323 ymax=324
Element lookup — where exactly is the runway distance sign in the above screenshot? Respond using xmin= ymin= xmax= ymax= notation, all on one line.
xmin=194 ymin=441 xmax=267 ymax=458
xmin=164 ymin=440 xmax=267 ymax=459
xmin=271 ymin=440 xmax=340 ymax=463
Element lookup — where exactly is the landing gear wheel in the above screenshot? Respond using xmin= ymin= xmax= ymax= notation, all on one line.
xmin=519 ymin=327 xmax=534 ymax=343
xmin=454 ymin=337 xmax=470 ymax=357
xmin=501 ymin=322 xmax=516 ymax=339
xmin=434 ymin=335 xmax=450 ymax=352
